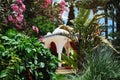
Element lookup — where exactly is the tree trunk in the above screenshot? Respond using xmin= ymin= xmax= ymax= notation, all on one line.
xmin=67 ymin=4 xmax=75 ymax=26
xmin=104 ymin=6 xmax=108 ymax=38
xmin=112 ymin=8 xmax=115 ymax=39
xmin=116 ymin=8 xmax=120 ymax=33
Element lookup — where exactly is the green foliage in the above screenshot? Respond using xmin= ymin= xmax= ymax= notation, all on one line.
xmin=32 ymin=16 xmax=56 ymax=35
xmin=112 ymin=32 xmax=120 ymax=52
xmin=0 ymin=29 xmax=58 ymax=80
xmin=0 ymin=0 xmax=12 ymax=33
xmin=73 ymin=43 xmax=120 ymax=80
xmin=55 ymin=74 xmax=77 ymax=80
xmin=62 ymin=50 xmax=78 ymax=69
xmin=74 ymin=8 xmax=102 ymax=50
xmin=55 ymin=74 xmax=69 ymax=80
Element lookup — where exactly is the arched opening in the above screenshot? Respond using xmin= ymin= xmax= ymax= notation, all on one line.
xmin=50 ymin=41 xmax=58 ymax=57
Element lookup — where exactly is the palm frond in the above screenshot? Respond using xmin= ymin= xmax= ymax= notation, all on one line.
xmin=98 ymin=36 xmax=119 ymax=54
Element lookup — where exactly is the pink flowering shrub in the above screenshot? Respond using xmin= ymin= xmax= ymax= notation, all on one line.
xmin=8 ymin=0 xmax=26 ymax=29
xmin=32 ymin=25 xmax=39 ymax=33
xmin=40 ymin=0 xmax=68 ymax=19
xmin=8 ymin=15 xmax=14 ymax=22
xmin=41 ymin=0 xmax=52 ymax=8
xmin=0 ymin=0 xmax=68 ymax=35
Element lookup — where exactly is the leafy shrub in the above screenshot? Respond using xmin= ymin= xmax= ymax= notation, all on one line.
xmin=0 ymin=29 xmax=58 ymax=80
xmin=32 ymin=16 xmax=56 ymax=35
xmin=112 ymin=32 xmax=120 ymax=52
xmin=62 ymin=50 xmax=78 ymax=69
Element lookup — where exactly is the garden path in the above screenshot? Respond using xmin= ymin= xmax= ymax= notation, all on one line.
xmin=56 ymin=67 xmax=76 ymax=74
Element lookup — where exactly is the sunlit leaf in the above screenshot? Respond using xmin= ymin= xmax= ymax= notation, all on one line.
xmin=0 ymin=70 xmax=7 ymax=78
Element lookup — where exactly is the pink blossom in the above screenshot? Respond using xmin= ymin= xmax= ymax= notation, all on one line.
xmin=11 ymin=4 xmax=19 ymax=12
xmin=59 ymin=0 xmax=68 ymax=19
xmin=8 ymin=15 xmax=13 ymax=21
xmin=8 ymin=0 xmax=25 ymax=29
xmin=32 ymin=26 xmax=39 ymax=33
xmin=32 ymin=25 xmax=35 ymax=30
xmin=21 ymin=3 xmax=26 ymax=11
xmin=16 ymin=14 xmax=24 ymax=22
xmin=14 ymin=13 xmax=18 ymax=17
xmin=41 ymin=0 xmax=52 ymax=8
xmin=19 ymin=8 xmax=24 ymax=13
xmin=12 ymin=19 xmax=16 ymax=23
xmin=4 ymin=19 xmax=8 ymax=24
xmin=39 ymin=36 xmax=44 ymax=42
xmin=46 ymin=0 xmax=52 ymax=4
xmin=59 ymin=10 xmax=64 ymax=19
xmin=59 ymin=0 xmax=66 ymax=8
xmin=8 ymin=15 xmax=16 ymax=23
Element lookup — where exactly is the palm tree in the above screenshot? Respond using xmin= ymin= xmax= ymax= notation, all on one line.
xmin=73 ymin=8 xmax=103 ymax=72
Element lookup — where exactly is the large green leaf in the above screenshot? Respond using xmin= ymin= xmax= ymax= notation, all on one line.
xmin=0 ymin=70 xmax=7 ymax=78
xmin=1 ymin=36 xmax=10 ymax=41
xmin=0 ymin=44 xmax=5 ymax=51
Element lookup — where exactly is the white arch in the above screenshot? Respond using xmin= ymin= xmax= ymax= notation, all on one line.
xmin=43 ymin=35 xmax=71 ymax=67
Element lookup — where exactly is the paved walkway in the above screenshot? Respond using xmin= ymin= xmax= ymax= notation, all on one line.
xmin=56 ymin=67 xmax=76 ymax=74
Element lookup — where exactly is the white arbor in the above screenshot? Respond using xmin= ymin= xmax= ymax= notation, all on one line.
xmin=43 ymin=25 xmax=73 ymax=67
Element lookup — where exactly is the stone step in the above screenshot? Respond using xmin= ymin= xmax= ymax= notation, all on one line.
xmin=56 ymin=67 xmax=76 ymax=74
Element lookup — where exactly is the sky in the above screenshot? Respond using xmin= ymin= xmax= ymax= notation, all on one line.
xmin=62 ymin=7 xmax=79 ymax=24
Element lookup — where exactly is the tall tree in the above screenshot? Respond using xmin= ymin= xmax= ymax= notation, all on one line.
xmin=67 ymin=4 xmax=75 ymax=26
xmin=65 ymin=0 xmax=76 ymax=26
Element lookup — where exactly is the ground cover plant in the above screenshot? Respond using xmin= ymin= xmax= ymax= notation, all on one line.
xmin=75 ymin=43 xmax=120 ymax=80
